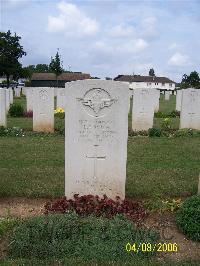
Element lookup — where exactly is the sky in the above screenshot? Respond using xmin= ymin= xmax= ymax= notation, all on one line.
xmin=1 ymin=0 xmax=200 ymax=82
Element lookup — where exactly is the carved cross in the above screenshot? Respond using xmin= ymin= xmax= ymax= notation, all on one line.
xmin=86 ymin=144 xmax=106 ymax=179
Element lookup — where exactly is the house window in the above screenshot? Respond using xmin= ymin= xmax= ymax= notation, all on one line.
xmin=169 ymin=83 xmax=172 ymax=87
xmin=147 ymin=82 xmax=151 ymax=86
xmin=162 ymin=83 xmax=165 ymax=86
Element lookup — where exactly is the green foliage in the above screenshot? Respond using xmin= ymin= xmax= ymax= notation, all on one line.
xmin=0 ymin=30 xmax=26 ymax=86
xmin=149 ymin=68 xmax=155 ymax=76
xmin=0 ymin=218 xmax=18 ymax=238
xmin=181 ymin=71 xmax=200 ymax=89
xmin=174 ymin=128 xmax=200 ymax=137
xmin=9 ymin=103 xmax=24 ymax=117
xmin=176 ymin=195 xmax=200 ymax=241
xmin=49 ymin=51 xmax=63 ymax=77
xmin=161 ymin=118 xmax=171 ymax=130
xmin=148 ymin=128 xmax=162 ymax=137
xmin=0 ymin=127 xmax=24 ymax=137
xmin=24 ymin=80 xmax=31 ymax=87
xmin=154 ymin=111 xmax=180 ymax=118
xmin=9 ymin=213 xmax=158 ymax=261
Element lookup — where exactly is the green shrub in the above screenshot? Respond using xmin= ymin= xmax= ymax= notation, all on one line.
xmin=9 ymin=104 xmax=24 ymax=117
xmin=9 ymin=213 xmax=158 ymax=261
xmin=154 ymin=111 xmax=167 ymax=118
xmin=25 ymin=81 xmax=31 ymax=87
xmin=148 ymin=128 xmax=162 ymax=137
xmin=176 ymin=195 xmax=200 ymax=241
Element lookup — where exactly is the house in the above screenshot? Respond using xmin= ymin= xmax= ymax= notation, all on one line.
xmin=31 ymin=72 xmax=91 ymax=87
xmin=114 ymin=75 xmax=176 ymax=91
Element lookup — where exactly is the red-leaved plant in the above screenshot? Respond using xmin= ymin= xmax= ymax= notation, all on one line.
xmin=23 ymin=110 xmax=33 ymax=117
xmin=44 ymin=194 xmax=147 ymax=223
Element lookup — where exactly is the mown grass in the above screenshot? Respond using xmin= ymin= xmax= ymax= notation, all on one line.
xmin=0 ymin=135 xmax=199 ymax=198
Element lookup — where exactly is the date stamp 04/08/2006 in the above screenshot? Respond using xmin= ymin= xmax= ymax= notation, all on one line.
xmin=125 ymin=243 xmax=178 ymax=253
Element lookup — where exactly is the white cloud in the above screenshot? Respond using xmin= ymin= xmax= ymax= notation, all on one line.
xmin=168 ymin=52 xmax=190 ymax=66
xmin=48 ymin=1 xmax=99 ymax=36
xmin=110 ymin=24 xmax=135 ymax=37
xmin=94 ymin=38 xmax=148 ymax=55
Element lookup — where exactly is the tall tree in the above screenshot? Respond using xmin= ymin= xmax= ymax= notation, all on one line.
xmin=149 ymin=68 xmax=155 ymax=76
xmin=0 ymin=30 xmax=26 ymax=87
xmin=49 ymin=51 xmax=63 ymax=87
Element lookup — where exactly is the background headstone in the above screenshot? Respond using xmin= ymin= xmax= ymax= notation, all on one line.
xmin=5 ymin=89 xmax=10 ymax=112
xmin=176 ymin=90 xmax=182 ymax=112
xmin=33 ymin=88 xmax=54 ymax=132
xmin=26 ymin=88 xmax=34 ymax=111
xmin=9 ymin=88 xmax=13 ymax=104
xmin=154 ymin=89 xmax=160 ymax=112
xmin=14 ymin=87 xmax=21 ymax=97
xmin=57 ymin=88 xmax=66 ymax=110
xmin=65 ymin=80 xmax=129 ymax=200
xmin=132 ymin=88 xmax=156 ymax=131
xmin=180 ymin=88 xmax=200 ymax=130
xmin=0 ymin=88 xmax=6 ymax=127
xmin=165 ymin=91 xmax=170 ymax=100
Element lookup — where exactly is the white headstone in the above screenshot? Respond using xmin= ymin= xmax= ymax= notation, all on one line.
xmin=5 ymin=89 xmax=10 ymax=112
xmin=26 ymin=88 xmax=34 ymax=111
xmin=165 ymin=91 xmax=170 ymax=100
xmin=22 ymin=87 xmax=27 ymax=96
xmin=57 ymin=88 xmax=66 ymax=110
xmin=0 ymin=88 xmax=6 ymax=127
xmin=176 ymin=90 xmax=182 ymax=111
xmin=154 ymin=89 xmax=160 ymax=113
xmin=65 ymin=80 xmax=129 ymax=200
xmin=9 ymin=88 xmax=13 ymax=104
xmin=14 ymin=87 xmax=21 ymax=97
xmin=132 ymin=88 xmax=156 ymax=131
xmin=33 ymin=88 xmax=54 ymax=133
xmin=180 ymin=88 xmax=200 ymax=130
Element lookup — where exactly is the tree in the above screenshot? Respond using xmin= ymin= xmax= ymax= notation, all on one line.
xmin=49 ymin=51 xmax=63 ymax=87
xmin=0 ymin=30 xmax=26 ymax=87
xmin=35 ymin=64 xmax=49 ymax=73
xmin=181 ymin=71 xmax=200 ymax=89
xmin=149 ymin=68 xmax=155 ymax=76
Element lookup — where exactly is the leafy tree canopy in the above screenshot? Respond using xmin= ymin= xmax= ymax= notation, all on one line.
xmin=0 ymin=30 xmax=26 ymax=87
xmin=181 ymin=71 xmax=200 ymax=89
xmin=149 ymin=68 xmax=155 ymax=76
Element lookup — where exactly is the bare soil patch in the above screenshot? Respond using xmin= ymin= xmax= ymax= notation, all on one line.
xmin=0 ymin=197 xmax=199 ymax=263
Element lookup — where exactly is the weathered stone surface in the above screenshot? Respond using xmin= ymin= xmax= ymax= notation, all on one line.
xmin=33 ymin=88 xmax=54 ymax=133
xmin=65 ymin=80 xmax=129 ymax=200
xmin=26 ymin=88 xmax=34 ymax=111
xmin=180 ymin=88 xmax=200 ymax=130
xmin=176 ymin=90 xmax=182 ymax=111
xmin=5 ymin=89 xmax=10 ymax=112
xmin=165 ymin=91 xmax=170 ymax=100
xmin=57 ymin=88 xmax=66 ymax=110
xmin=9 ymin=88 xmax=13 ymax=104
xmin=0 ymin=88 xmax=6 ymax=127
xmin=14 ymin=87 xmax=21 ymax=97
xmin=132 ymin=88 xmax=156 ymax=131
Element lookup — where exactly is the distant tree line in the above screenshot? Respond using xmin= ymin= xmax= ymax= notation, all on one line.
xmin=180 ymin=71 xmax=200 ymax=89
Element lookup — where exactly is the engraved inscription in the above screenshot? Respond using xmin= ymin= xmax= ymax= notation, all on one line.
xmin=77 ymin=88 xmax=117 ymax=117
xmin=78 ymin=119 xmax=116 ymax=143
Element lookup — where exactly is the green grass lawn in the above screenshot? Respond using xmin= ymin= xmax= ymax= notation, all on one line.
xmin=0 ymin=95 xmax=199 ymax=198
xmin=0 ymin=135 xmax=199 ymax=198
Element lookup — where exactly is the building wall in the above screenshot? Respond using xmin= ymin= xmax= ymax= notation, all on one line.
xmin=129 ymin=81 xmax=175 ymax=90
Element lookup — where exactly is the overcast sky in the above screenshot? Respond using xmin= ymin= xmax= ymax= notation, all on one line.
xmin=1 ymin=0 xmax=200 ymax=81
